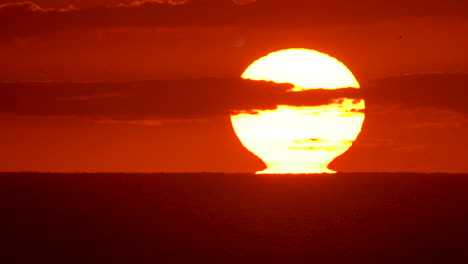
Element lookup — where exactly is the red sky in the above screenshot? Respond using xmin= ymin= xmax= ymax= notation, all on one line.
xmin=1 ymin=0 xmax=468 ymax=172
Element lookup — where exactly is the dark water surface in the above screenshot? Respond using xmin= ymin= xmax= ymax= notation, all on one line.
xmin=4 ymin=173 xmax=468 ymax=263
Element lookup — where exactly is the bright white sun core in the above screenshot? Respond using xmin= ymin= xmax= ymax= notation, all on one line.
xmin=230 ymin=49 xmax=365 ymax=174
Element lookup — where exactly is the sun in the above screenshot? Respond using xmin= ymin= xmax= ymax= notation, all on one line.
xmin=230 ymin=49 xmax=365 ymax=174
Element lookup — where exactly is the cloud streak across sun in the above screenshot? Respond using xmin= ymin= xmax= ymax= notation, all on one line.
xmin=0 ymin=79 xmax=361 ymax=120
xmin=2 ymin=74 xmax=468 ymax=121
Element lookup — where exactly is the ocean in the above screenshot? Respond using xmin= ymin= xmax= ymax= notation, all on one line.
xmin=4 ymin=173 xmax=468 ymax=263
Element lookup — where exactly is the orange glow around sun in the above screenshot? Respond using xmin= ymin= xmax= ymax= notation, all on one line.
xmin=231 ymin=49 xmax=365 ymax=174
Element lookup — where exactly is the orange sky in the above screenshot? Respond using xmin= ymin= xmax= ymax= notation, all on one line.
xmin=1 ymin=0 xmax=468 ymax=172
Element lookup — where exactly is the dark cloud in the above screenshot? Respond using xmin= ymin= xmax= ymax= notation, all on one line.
xmin=0 ymin=1 xmax=77 ymax=14
xmin=293 ymin=138 xmax=329 ymax=144
xmin=1 ymin=0 xmax=466 ymax=41
xmin=290 ymin=139 xmax=354 ymax=151
xmin=411 ymin=120 xmax=465 ymax=129
xmin=288 ymin=146 xmax=340 ymax=151
xmin=362 ymin=74 xmax=468 ymax=115
xmin=115 ymin=0 xmax=190 ymax=7
xmin=0 ymin=79 xmax=361 ymax=120
xmin=2 ymin=74 xmax=467 ymax=121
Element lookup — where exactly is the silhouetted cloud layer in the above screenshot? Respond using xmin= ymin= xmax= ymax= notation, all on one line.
xmin=2 ymin=74 xmax=467 ymax=121
xmin=1 ymin=0 xmax=466 ymax=41
xmin=363 ymin=74 xmax=468 ymax=114
xmin=0 ymin=79 xmax=361 ymax=120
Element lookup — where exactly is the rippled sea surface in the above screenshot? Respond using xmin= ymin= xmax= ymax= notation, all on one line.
xmin=4 ymin=173 xmax=468 ymax=263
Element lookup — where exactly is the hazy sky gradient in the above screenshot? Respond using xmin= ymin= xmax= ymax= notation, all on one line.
xmin=1 ymin=0 xmax=467 ymax=172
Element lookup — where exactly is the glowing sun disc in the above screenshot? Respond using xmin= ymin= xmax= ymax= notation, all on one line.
xmin=242 ymin=48 xmax=360 ymax=91
xmin=231 ymin=49 xmax=365 ymax=174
